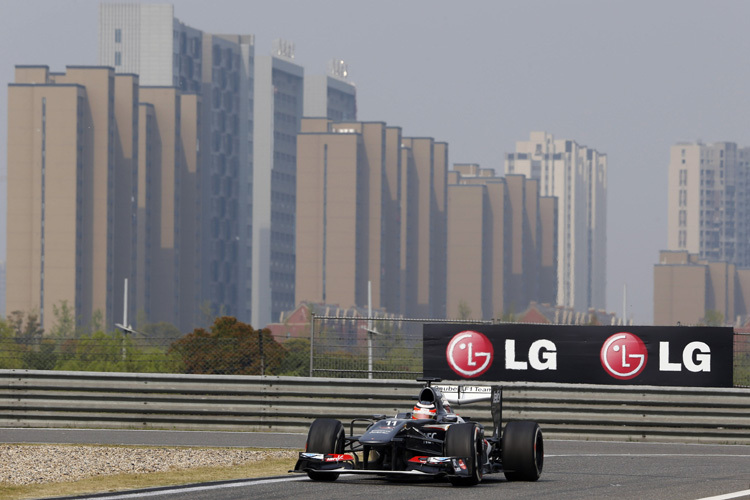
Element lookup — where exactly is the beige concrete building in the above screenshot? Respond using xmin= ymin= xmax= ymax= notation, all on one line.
xmin=137 ymin=87 xmax=196 ymax=329
xmin=296 ymin=120 xmax=367 ymax=309
xmin=446 ymin=165 xmax=557 ymax=320
xmin=7 ymin=65 xmax=137 ymax=329
xmin=296 ymin=118 xmax=403 ymax=314
xmin=654 ymin=250 xmax=750 ymax=325
xmin=100 ymin=4 xmax=251 ymax=330
xmin=446 ymin=179 xmax=491 ymax=319
xmin=400 ymin=137 xmax=447 ymax=318
xmin=135 ymin=102 xmax=157 ymax=325
xmin=505 ymin=132 xmax=606 ymax=312
xmin=296 ymin=119 xmax=446 ymax=318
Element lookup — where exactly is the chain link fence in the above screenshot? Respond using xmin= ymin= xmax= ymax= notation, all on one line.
xmin=309 ymin=314 xmax=492 ymax=379
xmin=0 ymin=314 xmax=748 ymax=387
xmin=736 ymin=332 xmax=750 ymax=387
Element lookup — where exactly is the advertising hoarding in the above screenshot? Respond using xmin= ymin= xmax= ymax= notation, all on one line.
xmin=423 ymin=324 xmax=734 ymax=387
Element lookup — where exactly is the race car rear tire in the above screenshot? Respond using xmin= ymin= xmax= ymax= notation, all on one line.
xmin=501 ymin=421 xmax=543 ymax=481
xmin=305 ymin=418 xmax=345 ymax=481
xmin=444 ymin=422 xmax=483 ymax=486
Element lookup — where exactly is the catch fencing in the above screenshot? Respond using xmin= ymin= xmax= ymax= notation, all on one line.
xmin=308 ymin=315 xmax=492 ymax=379
xmin=309 ymin=315 xmax=750 ymax=387
xmin=0 ymin=315 xmax=749 ymax=387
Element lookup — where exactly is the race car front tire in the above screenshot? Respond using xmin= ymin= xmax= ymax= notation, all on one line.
xmin=444 ymin=422 xmax=483 ymax=486
xmin=501 ymin=421 xmax=543 ymax=481
xmin=305 ymin=418 xmax=345 ymax=481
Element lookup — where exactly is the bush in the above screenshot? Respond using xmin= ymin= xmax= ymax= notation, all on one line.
xmin=169 ymin=316 xmax=286 ymax=375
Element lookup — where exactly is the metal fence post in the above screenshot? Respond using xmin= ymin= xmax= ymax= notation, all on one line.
xmin=309 ymin=312 xmax=315 ymax=377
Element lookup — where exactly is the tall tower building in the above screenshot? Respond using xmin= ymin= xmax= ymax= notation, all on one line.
xmin=295 ymin=118 xmax=400 ymax=313
xmin=252 ymin=40 xmax=304 ymax=328
xmin=400 ymin=137 xmax=448 ymax=318
xmin=656 ymin=141 xmax=750 ymax=325
xmin=0 ymin=260 xmax=6 ymax=319
xmin=99 ymin=4 xmax=251 ymax=329
xmin=447 ymin=165 xmax=557 ymax=319
xmin=296 ymin=118 xmax=368 ymax=309
xmin=667 ymin=142 xmax=750 ymax=267
xmin=505 ymin=131 xmax=606 ymax=313
xmin=303 ymin=59 xmax=356 ymax=121
xmin=99 ymin=3 xmax=202 ymax=91
xmin=6 ymin=65 xmax=138 ymax=330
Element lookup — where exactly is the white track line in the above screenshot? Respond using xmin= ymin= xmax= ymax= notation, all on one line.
xmin=694 ymin=490 xmax=750 ymax=500
xmin=547 ymin=454 xmax=750 ymax=458
xmin=78 ymin=476 xmax=308 ymax=499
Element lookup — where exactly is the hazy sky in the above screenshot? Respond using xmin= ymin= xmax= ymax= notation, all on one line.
xmin=2 ymin=0 xmax=750 ymax=324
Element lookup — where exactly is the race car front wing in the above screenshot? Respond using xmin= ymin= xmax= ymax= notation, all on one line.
xmin=291 ymin=452 xmax=475 ymax=479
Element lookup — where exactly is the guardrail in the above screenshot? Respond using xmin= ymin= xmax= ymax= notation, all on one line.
xmin=1 ymin=370 xmax=748 ymax=444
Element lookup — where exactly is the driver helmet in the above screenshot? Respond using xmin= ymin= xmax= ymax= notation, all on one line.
xmin=412 ymin=401 xmax=437 ymax=420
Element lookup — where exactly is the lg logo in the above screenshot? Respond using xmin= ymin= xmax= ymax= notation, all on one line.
xmin=445 ymin=331 xmax=557 ymax=378
xmin=600 ymin=333 xmax=648 ymax=380
xmin=446 ymin=331 xmax=494 ymax=378
xmin=600 ymin=332 xmax=712 ymax=380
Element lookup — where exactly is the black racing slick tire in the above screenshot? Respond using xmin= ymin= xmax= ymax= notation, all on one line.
xmin=501 ymin=421 xmax=543 ymax=481
xmin=305 ymin=418 xmax=345 ymax=481
xmin=444 ymin=422 xmax=483 ymax=486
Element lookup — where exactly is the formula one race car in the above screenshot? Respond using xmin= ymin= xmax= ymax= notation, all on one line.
xmin=291 ymin=378 xmax=543 ymax=486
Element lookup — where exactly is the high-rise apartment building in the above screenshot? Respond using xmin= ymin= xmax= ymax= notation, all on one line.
xmin=447 ymin=165 xmax=557 ymax=319
xmin=0 ymin=260 xmax=6 ymax=318
xmin=667 ymin=142 xmax=750 ymax=267
xmin=99 ymin=3 xmax=202 ymax=91
xmin=296 ymin=119 xmax=449 ymax=318
xmin=252 ymin=40 xmax=304 ymax=328
xmin=296 ymin=118 xmax=401 ymax=313
xmin=400 ymin=137 xmax=447 ymax=318
xmin=136 ymin=86 xmax=201 ymax=330
xmin=100 ymin=4 xmax=250 ymax=329
xmin=6 ymin=65 xmax=138 ymax=329
xmin=303 ymin=60 xmax=356 ymax=121
xmin=505 ymin=131 xmax=607 ymax=312
xmin=655 ymin=141 xmax=750 ymax=325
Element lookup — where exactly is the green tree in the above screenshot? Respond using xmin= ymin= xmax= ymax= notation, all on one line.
xmin=169 ymin=316 xmax=286 ymax=375
xmin=278 ymin=338 xmax=310 ymax=376
xmin=55 ymin=330 xmax=179 ymax=373
xmin=701 ymin=310 xmax=724 ymax=326
xmin=0 ymin=318 xmax=24 ymax=369
xmin=87 ymin=309 xmax=104 ymax=335
xmin=499 ymin=311 xmax=518 ymax=323
xmin=8 ymin=310 xmax=44 ymax=346
xmin=50 ymin=300 xmax=77 ymax=339
xmin=457 ymin=300 xmax=472 ymax=320
xmin=138 ymin=321 xmax=182 ymax=348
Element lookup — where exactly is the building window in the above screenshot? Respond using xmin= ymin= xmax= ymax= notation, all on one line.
xmin=679 ymin=210 xmax=687 ymax=227
xmin=115 ymin=28 xmax=121 ymax=43
xmin=115 ymin=51 xmax=122 ymax=66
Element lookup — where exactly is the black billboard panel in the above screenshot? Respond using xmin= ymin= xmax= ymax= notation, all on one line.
xmin=423 ymin=324 xmax=734 ymax=387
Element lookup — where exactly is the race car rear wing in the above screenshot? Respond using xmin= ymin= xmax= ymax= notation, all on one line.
xmin=435 ymin=384 xmax=503 ymax=439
